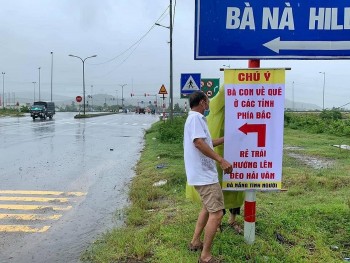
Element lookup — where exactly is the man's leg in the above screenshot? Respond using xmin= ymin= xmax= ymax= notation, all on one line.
xmin=200 ymin=209 xmax=223 ymax=261
xmin=193 ymin=183 xmax=224 ymax=261
xmin=191 ymin=206 xmax=209 ymax=247
xmin=228 ymin=212 xmax=237 ymax=225
xmin=228 ymin=207 xmax=243 ymax=234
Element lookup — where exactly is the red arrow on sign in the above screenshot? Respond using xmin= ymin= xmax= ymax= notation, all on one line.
xmin=238 ymin=123 xmax=266 ymax=147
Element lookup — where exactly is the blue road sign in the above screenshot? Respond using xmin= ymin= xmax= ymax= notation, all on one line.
xmin=181 ymin=73 xmax=201 ymax=94
xmin=195 ymin=0 xmax=350 ymax=60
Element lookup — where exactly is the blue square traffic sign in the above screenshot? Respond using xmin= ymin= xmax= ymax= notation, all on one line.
xmin=195 ymin=0 xmax=350 ymax=60
xmin=181 ymin=73 xmax=201 ymax=94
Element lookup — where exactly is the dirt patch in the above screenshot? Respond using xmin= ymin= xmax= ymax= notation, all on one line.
xmin=284 ymin=146 xmax=335 ymax=169
xmin=284 ymin=146 xmax=304 ymax=151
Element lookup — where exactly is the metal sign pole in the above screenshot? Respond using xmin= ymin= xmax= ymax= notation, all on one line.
xmin=244 ymin=59 xmax=260 ymax=245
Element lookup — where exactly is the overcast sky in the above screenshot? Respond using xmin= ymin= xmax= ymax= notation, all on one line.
xmin=1 ymin=0 xmax=350 ymax=108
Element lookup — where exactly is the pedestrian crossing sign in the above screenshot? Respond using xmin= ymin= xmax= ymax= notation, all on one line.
xmin=181 ymin=73 xmax=201 ymax=94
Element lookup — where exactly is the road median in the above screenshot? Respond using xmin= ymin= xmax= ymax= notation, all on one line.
xmin=74 ymin=112 xmax=118 ymax=118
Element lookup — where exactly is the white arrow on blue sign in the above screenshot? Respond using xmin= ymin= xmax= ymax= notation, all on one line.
xmin=195 ymin=0 xmax=350 ymax=60
xmin=181 ymin=73 xmax=201 ymax=94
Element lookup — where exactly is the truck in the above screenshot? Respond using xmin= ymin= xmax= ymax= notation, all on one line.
xmin=30 ymin=101 xmax=55 ymax=120
xmin=136 ymin=107 xmax=145 ymax=114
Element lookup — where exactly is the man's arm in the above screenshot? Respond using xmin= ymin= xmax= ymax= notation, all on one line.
xmin=212 ymin=137 xmax=224 ymax=147
xmin=193 ymin=138 xmax=232 ymax=174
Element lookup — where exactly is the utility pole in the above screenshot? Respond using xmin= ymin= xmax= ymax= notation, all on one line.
xmin=292 ymin=81 xmax=295 ymax=111
xmin=50 ymin=52 xmax=53 ymax=102
xmin=91 ymin=85 xmax=94 ymax=110
xmin=119 ymin=84 xmax=127 ymax=108
xmin=169 ymin=0 xmax=174 ymax=120
xmin=155 ymin=1 xmax=174 ymax=120
xmin=38 ymin=67 xmax=41 ymax=101
xmin=32 ymin=82 xmax=36 ymax=102
xmin=319 ymin=72 xmax=326 ymax=110
xmin=1 ymin=72 xmax=5 ymax=109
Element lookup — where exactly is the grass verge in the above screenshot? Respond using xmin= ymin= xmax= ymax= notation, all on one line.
xmin=0 ymin=108 xmax=24 ymax=117
xmin=82 ymin=119 xmax=350 ymax=263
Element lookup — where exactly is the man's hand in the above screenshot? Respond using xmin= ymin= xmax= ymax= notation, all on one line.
xmin=194 ymin=138 xmax=232 ymax=174
xmin=218 ymin=158 xmax=232 ymax=174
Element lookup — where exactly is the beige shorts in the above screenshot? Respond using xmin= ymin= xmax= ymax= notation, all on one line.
xmin=194 ymin=183 xmax=224 ymax=213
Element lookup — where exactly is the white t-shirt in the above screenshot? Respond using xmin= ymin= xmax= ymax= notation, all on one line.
xmin=184 ymin=111 xmax=218 ymax=186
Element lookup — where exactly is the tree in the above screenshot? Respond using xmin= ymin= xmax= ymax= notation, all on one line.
xmin=173 ymin=103 xmax=182 ymax=112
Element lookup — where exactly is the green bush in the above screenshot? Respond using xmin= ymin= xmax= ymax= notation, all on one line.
xmin=284 ymin=111 xmax=350 ymax=136
xmin=20 ymin=105 xmax=30 ymax=113
xmin=158 ymin=116 xmax=186 ymax=143
xmin=319 ymin=108 xmax=342 ymax=120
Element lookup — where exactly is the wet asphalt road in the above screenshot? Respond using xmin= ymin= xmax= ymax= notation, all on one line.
xmin=0 ymin=112 xmax=158 ymax=263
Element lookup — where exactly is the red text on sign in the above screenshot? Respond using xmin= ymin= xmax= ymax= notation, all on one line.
xmin=237 ymin=71 xmax=272 ymax=82
xmin=230 ymin=172 xmax=244 ymax=179
xmin=261 ymin=172 xmax=275 ymax=179
xmin=268 ymin=88 xmax=282 ymax=96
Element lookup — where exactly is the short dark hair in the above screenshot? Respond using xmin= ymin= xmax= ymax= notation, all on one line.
xmin=189 ymin=91 xmax=206 ymax=108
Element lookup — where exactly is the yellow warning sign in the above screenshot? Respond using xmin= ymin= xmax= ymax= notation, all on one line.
xmin=158 ymin=84 xmax=168 ymax=95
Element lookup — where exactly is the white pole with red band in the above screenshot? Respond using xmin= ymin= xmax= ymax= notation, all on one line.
xmin=244 ymin=190 xmax=256 ymax=244
xmin=244 ymin=59 xmax=260 ymax=245
xmin=162 ymin=94 xmax=166 ymax=121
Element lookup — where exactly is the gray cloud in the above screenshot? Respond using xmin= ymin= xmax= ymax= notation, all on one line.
xmin=0 ymin=1 xmax=349 ymax=109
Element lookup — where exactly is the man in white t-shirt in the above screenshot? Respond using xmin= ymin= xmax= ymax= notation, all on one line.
xmin=184 ymin=91 xmax=232 ymax=263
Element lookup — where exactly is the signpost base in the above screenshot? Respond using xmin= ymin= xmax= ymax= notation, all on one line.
xmin=244 ymin=191 xmax=256 ymax=244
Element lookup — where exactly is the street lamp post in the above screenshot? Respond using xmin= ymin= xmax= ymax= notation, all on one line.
xmin=319 ymin=72 xmax=326 ymax=110
xmin=38 ymin=67 xmax=41 ymax=101
xmin=155 ymin=0 xmax=173 ymax=120
xmin=32 ymin=82 xmax=36 ymax=102
xmin=69 ymin=54 xmax=97 ymax=115
xmin=91 ymin=85 xmax=94 ymax=110
xmin=50 ymin=52 xmax=53 ymax=102
xmin=2 ymin=72 xmax=5 ymax=109
xmin=119 ymin=84 xmax=127 ymax=108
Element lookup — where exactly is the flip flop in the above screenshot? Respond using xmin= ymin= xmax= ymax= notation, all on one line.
xmin=188 ymin=242 xmax=203 ymax=251
xmin=198 ymin=256 xmax=221 ymax=263
xmin=228 ymin=222 xmax=243 ymax=234
xmin=217 ymin=224 xmax=223 ymax=233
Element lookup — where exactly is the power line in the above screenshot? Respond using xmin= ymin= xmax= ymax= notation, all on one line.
xmin=94 ymin=43 xmax=142 ymax=78
xmin=90 ymin=6 xmax=170 ymax=66
xmin=337 ymin=101 xmax=350 ymax=109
